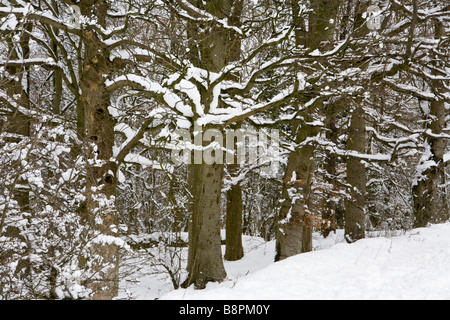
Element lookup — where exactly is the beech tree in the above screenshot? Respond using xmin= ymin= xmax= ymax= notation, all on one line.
xmin=276 ymin=0 xmax=342 ymax=260
xmin=0 ymin=0 xmax=159 ymax=299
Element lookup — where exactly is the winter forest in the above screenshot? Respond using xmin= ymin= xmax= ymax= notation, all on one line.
xmin=0 ymin=0 xmax=449 ymax=300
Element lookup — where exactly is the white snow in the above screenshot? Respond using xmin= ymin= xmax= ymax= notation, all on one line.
xmin=119 ymin=223 xmax=450 ymax=300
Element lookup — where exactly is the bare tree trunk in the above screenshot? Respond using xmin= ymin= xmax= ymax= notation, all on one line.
xmin=225 ymin=163 xmax=244 ymax=261
xmin=52 ymin=50 xmax=63 ymax=115
xmin=224 ymin=0 xmax=245 ymax=263
xmin=184 ymin=161 xmax=226 ymax=289
xmin=412 ymin=101 xmax=449 ymax=227
xmin=321 ymin=101 xmax=342 ymax=237
xmin=183 ymin=0 xmax=242 ymax=287
xmin=49 ymin=1 xmax=62 ymax=115
xmin=341 ymin=0 xmax=381 ymax=242
xmin=275 ymin=118 xmax=318 ymax=261
xmin=0 ymin=22 xmax=33 ymax=285
xmin=345 ymin=105 xmax=366 ymax=242
xmin=3 ymin=23 xmax=32 ymax=212
xmin=413 ymin=19 xmax=449 ymax=227
xmin=78 ymin=1 xmax=119 ymax=299
xmin=275 ymin=0 xmax=340 ymax=261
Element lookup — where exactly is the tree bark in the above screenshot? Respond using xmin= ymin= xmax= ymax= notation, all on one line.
xmin=412 ymin=19 xmax=449 ymax=227
xmin=275 ymin=118 xmax=318 ymax=261
xmin=345 ymin=105 xmax=366 ymax=242
xmin=275 ymin=0 xmax=340 ymax=261
xmin=224 ymin=1 xmax=244 ymax=262
xmin=321 ymin=101 xmax=342 ymax=237
xmin=412 ymin=108 xmax=448 ymax=227
xmin=184 ymin=161 xmax=226 ymax=289
xmin=78 ymin=1 xmax=119 ymax=299
xmin=3 ymin=23 xmax=32 ymax=212
xmin=183 ymin=0 xmax=243 ymax=287
xmin=225 ymin=163 xmax=244 ymax=261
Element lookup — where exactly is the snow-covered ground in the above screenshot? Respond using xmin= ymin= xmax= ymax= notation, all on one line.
xmin=119 ymin=223 xmax=450 ymax=300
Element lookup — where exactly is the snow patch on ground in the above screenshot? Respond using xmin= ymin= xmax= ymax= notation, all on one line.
xmin=119 ymin=224 xmax=450 ymax=300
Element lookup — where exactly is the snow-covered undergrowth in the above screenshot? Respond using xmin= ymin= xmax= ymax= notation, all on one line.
xmin=119 ymin=223 xmax=450 ymax=300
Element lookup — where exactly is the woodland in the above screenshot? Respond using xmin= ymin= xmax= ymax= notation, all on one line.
xmin=0 ymin=0 xmax=449 ymax=300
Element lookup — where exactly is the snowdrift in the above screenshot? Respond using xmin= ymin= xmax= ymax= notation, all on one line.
xmin=161 ymin=224 xmax=450 ymax=300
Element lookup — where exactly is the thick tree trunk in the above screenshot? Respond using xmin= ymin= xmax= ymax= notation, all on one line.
xmin=345 ymin=105 xmax=366 ymax=242
xmin=308 ymin=0 xmax=341 ymax=49
xmin=0 ymin=23 xmax=33 ymax=283
xmin=184 ymin=0 xmax=242 ymax=287
xmin=225 ymin=174 xmax=244 ymax=261
xmin=77 ymin=1 xmax=119 ymax=299
xmin=321 ymin=101 xmax=342 ymax=237
xmin=82 ymin=32 xmax=118 ymax=299
xmin=341 ymin=0 xmax=378 ymax=242
xmin=184 ymin=162 xmax=227 ymax=289
xmin=275 ymin=0 xmax=340 ymax=261
xmin=224 ymin=1 xmax=244 ymax=263
xmin=412 ymin=135 xmax=448 ymax=227
xmin=412 ymin=20 xmax=449 ymax=227
xmin=275 ymin=119 xmax=318 ymax=261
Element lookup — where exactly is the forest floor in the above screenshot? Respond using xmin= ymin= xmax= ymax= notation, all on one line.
xmin=118 ymin=223 xmax=450 ymax=300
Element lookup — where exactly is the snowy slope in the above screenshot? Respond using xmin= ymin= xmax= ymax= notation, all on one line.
xmin=160 ymin=224 xmax=450 ymax=300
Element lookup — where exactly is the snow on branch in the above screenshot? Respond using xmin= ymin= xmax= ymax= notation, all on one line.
xmin=382 ymin=79 xmax=443 ymax=102
xmin=0 ymin=5 xmax=82 ymax=35
xmin=168 ymin=0 xmax=244 ymax=35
